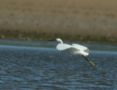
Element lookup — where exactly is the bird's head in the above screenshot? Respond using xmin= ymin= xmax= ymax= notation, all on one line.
xmin=56 ymin=38 xmax=63 ymax=44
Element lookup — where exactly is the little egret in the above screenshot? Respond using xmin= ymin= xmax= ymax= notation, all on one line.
xmin=56 ymin=38 xmax=96 ymax=68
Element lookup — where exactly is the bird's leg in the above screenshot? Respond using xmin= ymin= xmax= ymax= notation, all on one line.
xmin=81 ymin=55 xmax=96 ymax=69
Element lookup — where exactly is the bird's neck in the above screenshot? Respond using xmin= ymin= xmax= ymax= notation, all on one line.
xmin=59 ymin=40 xmax=63 ymax=44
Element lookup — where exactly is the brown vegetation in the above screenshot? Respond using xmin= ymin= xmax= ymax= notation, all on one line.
xmin=0 ymin=0 xmax=117 ymax=42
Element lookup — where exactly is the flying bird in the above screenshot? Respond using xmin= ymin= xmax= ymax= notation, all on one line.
xmin=56 ymin=38 xmax=96 ymax=68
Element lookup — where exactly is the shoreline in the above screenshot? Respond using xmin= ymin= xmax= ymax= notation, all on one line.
xmin=0 ymin=30 xmax=117 ymax=44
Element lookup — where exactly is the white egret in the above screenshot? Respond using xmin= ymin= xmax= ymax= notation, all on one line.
xmin=56 ymin=38 xmax=96 ymax=68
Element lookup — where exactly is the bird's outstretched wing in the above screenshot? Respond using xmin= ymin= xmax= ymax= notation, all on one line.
xmin=56 ymin=44 xmax=72 ymax=51
xmin=72 ymin=44 xmax=87 ymax=50
xmin=56 ymin=43 xmax=80 ymax=53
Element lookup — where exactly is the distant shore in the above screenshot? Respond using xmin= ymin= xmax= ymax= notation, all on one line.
xmin=0 ymin=0 xmax=117 ymax=43
xmin=0 ymin=29 xmax=117 ymax=44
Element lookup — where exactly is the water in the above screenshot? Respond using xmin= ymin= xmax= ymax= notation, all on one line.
xmin=0 ymin=41 xmax=117 ymax=90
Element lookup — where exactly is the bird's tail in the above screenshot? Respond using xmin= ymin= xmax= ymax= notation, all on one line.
xmin=82 ymin=56 xmax=96 ymax=69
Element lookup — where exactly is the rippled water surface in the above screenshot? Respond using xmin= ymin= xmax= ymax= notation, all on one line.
xmin=0 ymin=41 xmax=117 ymax=90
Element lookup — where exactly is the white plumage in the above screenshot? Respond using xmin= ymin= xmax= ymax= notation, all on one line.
xmin=56 ymin=38 xmax=96 ymax=68
xmin=56 ymin=38 xmax=89 ymax=56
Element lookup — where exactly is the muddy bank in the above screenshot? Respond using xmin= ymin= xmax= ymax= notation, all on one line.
xmin=0 ymin=0 xmax=117 ymax=43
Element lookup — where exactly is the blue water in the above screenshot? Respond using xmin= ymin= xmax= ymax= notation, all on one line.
xmin=0 ymin=42 xmax=117 ymax=90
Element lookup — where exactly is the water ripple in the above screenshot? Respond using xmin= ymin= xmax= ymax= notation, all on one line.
xmin=0 ymin=45 xmax=116 ymax=90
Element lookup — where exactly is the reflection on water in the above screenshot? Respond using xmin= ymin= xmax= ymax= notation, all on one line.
xmin=0 ymin=43 xmax=117 ymax=90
